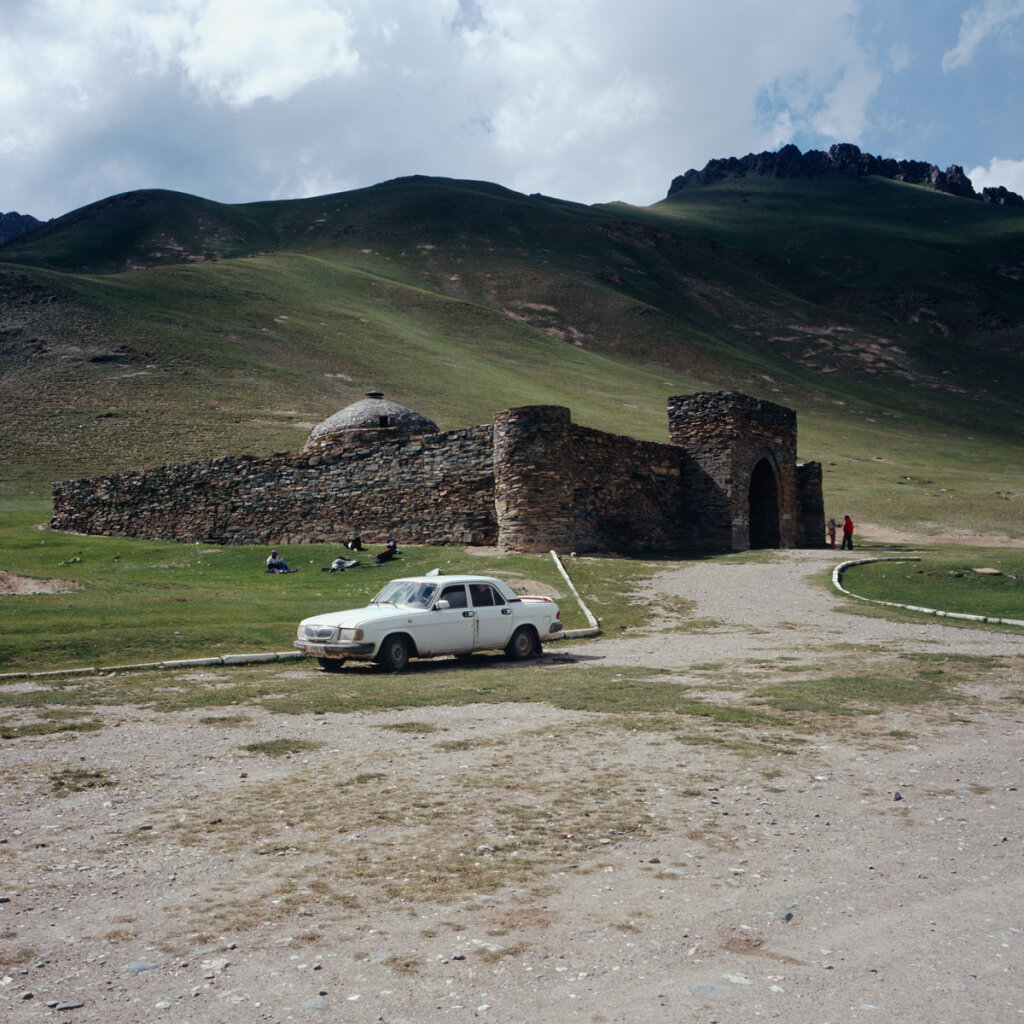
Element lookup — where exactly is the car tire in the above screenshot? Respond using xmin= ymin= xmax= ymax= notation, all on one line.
xmin=376 ymin=634 xmax=411 ymax=673
xmin=317 ymin=657 xmax=345 ymax=673
xmin=505 ymin=625 xmax=539 ymax=660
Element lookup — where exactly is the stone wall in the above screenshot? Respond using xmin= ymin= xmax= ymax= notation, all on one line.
xmin=493 ymin=406 xmax=575 ymax=552
xmin=492 ymin=409 xmax=702 ymax=553
xmin=668 ymin=391 xmax=823 ymax=549
xmin=51 ymin=425 xmax=497 ymax=547
xmin=795 ymin=462 xmax=826 ymax=548
xmin=51 ymin=392 xmax=825 ymax=554
xmin=565 ymin=425 xmax=689 ymax=552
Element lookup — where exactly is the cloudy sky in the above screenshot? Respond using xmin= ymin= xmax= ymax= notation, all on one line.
xmin=3 ymin=0 xmax=1023 ymax=220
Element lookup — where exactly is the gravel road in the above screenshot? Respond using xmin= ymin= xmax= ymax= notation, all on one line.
xmin=586 ymin=548 xmax=1024 ymax=666
xmin=1 ymin=550 xmax=1021 ymax=1024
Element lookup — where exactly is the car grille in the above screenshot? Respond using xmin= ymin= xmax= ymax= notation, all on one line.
xmin=302 ymin=624 xmax=337 ymax=641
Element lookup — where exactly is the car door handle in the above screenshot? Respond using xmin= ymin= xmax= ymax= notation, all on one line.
xmin=463 ymin=610 xmax=475 ymax=617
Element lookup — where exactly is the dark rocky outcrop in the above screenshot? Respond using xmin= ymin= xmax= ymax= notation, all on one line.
xmin=667 ymin=143 xmax=1024 ymax=208
xmin=0 ymin=211 xmax=42 ymax=246
xmin=979 ymin=185 xmax=1024 ymax=208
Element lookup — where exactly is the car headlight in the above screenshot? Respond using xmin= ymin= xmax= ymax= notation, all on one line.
xmin=340 ymin=627 xmax=364 ymax=642
xmin=302 ymin=624 xmax=338 ymax=641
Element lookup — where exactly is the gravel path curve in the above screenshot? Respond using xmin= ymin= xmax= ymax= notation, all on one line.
xmin=568 ymin=549 xmax=1024 ymax=666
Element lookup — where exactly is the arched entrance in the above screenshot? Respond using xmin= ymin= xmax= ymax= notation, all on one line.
xmin=748 ymin=458 xmax=780 ymax=548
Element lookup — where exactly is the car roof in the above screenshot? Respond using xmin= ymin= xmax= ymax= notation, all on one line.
xmin=387 ymin=574 xmax=506 ymax=586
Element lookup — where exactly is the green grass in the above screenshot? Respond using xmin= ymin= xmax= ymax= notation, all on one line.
xmin=1 ymin=713 xmax=102 ymax=739
xmin=240 ymin=738 xmax=324 ymax=757
xmin=841 ymin=550 xmax=1024 ymax=619
xmin=2 ymin=173 xmax=1022 ymax=545
xmin=751 ymin=651 xmax=1000 ymax=714
xmin=339 ymin=772 xmax=386 ymax=786
xmin=0 ymin=512 xmax=671 ymax=672
xmin=754 ymin=673 xmax=952 ymax=714
xmin=49 ymin=767 xmax=115 ymax=795
xmin=0 ymin=649 xmax=997 ymax=728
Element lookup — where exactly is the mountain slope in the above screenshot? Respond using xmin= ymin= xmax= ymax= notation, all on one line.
xmin=1 ymin=170 xmax=1022 ymax=538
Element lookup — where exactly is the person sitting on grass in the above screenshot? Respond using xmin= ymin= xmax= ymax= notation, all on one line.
xmin=266 ymin=549 xmax=297 ymax=573
xmin=373 ymin=539 xmax=400 ymax=565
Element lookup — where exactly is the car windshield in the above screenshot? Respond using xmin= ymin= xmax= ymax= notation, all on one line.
xmin=371 ymin=581 xmax=438 ymax=608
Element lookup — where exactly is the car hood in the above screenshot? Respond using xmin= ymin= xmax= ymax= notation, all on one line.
xmin=300 ymin=604 xmax=432 ymax=630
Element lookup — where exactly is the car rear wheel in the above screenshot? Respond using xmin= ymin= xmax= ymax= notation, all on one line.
xmin=376 ymin=634 xmax=411 ymax=673
xmin=317 ymin=657 xmax=345 ymax=673
xmin=505 ymin=625 xmax=539 ymax=660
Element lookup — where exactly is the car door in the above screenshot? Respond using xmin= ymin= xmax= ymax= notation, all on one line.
xmin=429 ymin=583 xmax=475 ymax=654
xmin=469 ymin=582 xmax=515 ymax=650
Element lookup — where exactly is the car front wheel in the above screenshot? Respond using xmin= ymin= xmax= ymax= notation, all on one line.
xmin=376 ymin=634 xmax=411 ymax=673
xmin=505 ymin=625 xmax=539 ymax=660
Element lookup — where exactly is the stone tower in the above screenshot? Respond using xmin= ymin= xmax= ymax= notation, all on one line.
xmin=667 ymin=391 xmax=813 ymax=549
xmin=493 ymin=406 xmax=575 ymax=552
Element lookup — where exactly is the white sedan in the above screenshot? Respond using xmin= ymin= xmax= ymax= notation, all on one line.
xmin=294 ymin=574 xmax=563 ymax=672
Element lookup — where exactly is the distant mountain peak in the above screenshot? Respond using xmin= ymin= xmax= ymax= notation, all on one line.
xmin=667 ymin=143 xmax=1024 ymax=207
xmin=0 ymin=210 xmax=42 ymax=246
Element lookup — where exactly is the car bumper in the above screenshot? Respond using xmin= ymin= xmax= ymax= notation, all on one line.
xmin=547 ymin=621 xmax=563 ymax=635
xmin=293 ymin=640 xmax=376 ymax=659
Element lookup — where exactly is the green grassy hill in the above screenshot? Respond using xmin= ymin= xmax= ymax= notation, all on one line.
xmin=1 ymin=170 xmax=1022 ymax=539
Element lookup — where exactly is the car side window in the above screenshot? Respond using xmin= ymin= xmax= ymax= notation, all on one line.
xmin=471 ymin=584 xmax=505 ymax=608
xmin=440 ymin=584 xmax=467 ymax=609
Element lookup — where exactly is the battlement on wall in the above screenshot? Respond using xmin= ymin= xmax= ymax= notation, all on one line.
xmin=668 ymin=391 xmax=797 ymax=451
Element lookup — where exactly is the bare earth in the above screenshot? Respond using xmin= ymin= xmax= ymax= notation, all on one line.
xmin=0 ymin=570 xmax=81 ymax=596
xmin=2 ymin=549 xmax=1022 ymax=1023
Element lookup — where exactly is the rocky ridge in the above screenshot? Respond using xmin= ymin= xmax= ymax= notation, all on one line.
xmin=0 ymin=211 xmax=42 ymax=246
xmin=668 ymin=142 xmax=1024 ymax=207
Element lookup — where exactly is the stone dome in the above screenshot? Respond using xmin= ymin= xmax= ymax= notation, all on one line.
xmin=304 ymin=392 xmax=438 ymax=451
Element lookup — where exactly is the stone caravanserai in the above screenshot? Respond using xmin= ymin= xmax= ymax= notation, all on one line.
xmin=51 ymin=391 xmax=825 ymax=553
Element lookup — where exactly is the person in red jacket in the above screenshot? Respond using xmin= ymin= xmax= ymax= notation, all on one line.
xmin=841 ymin=515 xmax=854 ymax=550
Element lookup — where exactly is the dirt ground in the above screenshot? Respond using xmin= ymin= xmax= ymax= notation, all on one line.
xmin=1 ymin=548 xmax=1022 ymax=1023
xmin=0 ymin=570 xmax=81 ymax=596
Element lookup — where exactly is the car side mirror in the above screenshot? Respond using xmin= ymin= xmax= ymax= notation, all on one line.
xmin=435 ymin=599 xmax=450 ymax=610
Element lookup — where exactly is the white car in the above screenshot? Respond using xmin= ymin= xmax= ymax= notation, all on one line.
xmin=294 ymin=574 xmax=563 ymax=672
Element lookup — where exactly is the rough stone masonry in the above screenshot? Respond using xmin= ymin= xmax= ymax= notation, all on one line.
xmin=51 ymin=391 xmax=825 ymax=553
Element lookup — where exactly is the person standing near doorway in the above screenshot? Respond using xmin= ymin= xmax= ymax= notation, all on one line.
xmin=841 ymin=515 xmax=854 ymax=550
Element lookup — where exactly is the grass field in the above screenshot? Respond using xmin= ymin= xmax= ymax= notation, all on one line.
xmin=839 ymin=549 xmax=1024 ymax=619
xmin=1 ymin=500 xmax=710 ymax=673
xmin=2 ymin=173 xmax=1022 ymax=541
xmin=3 ymin=486 xmax=1022 ymax=676
xmin=1 ymin=173 xmax=1022 ymax=679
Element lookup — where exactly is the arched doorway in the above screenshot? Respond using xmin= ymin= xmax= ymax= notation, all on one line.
xmin=748 ymin=458 xmax=780 ymax=548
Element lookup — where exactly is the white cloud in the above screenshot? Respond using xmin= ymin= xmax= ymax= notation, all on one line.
xmin=942 ymin=0 xmax=1024 ymax=71
xmin=0 ymin=0 xmax=904 ymax=217
xmin=173 ymin=0 xmax=360 ymax=105
xmin=452 ymin=0 xmax=878 ymax=187
xmin=968 ymin=156 xmax=1024 ymax=195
